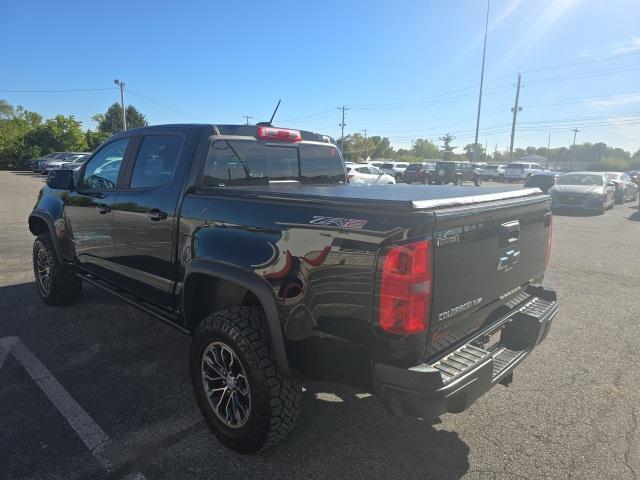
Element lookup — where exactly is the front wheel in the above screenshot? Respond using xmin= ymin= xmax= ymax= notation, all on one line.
xmin=32 ymin=234 xmax=82 ymax=305
xmin=190 ymin=307 xmax=302 ymax=453
xmin=474 ymin=177 xmax=482 ymax=186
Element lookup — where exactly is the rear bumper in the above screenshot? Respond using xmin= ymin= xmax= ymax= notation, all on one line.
xmin=373 ymin=286 xmax=557 ymax=419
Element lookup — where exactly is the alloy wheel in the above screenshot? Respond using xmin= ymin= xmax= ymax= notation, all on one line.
xmin=36 ymin=247 xmax=51 ymax=295
xmin=201 ymin=341 xmax=251 ymax=429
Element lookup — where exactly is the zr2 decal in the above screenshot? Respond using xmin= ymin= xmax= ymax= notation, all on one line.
xmin=309 ymin=216 xmax=368 ymax=229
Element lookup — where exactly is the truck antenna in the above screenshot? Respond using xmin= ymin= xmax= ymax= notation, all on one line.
xmin=268 ymin=99 xmax=281 ymax=125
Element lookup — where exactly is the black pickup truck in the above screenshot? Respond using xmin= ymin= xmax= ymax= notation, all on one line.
xmin=29 ymin=124 xmax=557 ymax=453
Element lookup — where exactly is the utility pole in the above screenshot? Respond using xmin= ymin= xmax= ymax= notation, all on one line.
xmin=114 ymin=79 xmax=126 ymax=131
xmin=473 ymin=0 xmax=491 ymax=164
xmin=363 ymin=129 xmax=368 ymax=159
xmin=570 ymin=128 xmax=580 ymax=171
xmin=546 ymin=132 xmax=551 ymax=169
xmin=411 ymin=139 xmax=414 ymax=150
xmin=338 ymin=106 xmax=348 ymax=151
xmin=508 ymin=73 xmax=522 ymax=161
xmin=242 ymin=115 xmax=254 ymax=125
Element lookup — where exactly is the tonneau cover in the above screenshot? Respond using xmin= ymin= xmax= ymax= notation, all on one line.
xmin=206 ymin=184 xmax=544 ymax=210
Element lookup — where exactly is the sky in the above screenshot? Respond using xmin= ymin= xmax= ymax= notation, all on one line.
xmin=1 ymin=0 xmax=639 ymax=154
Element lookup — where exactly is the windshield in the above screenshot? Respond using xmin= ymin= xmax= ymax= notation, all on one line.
xmin=558 ymin=174 xmax=604 ymax=186
xmin=436 ymin=162 xmax=455 ymax=170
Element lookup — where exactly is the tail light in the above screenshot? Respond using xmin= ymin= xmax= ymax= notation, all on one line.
xmin=379 ymin=239 xmax=432 ymax=334
xmin=257 ymin=126 xmax=302 ymax=142
xmin=544 ymin=212 xmax=553 ymax=268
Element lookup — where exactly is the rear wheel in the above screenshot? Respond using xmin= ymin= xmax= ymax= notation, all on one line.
xmin=395 ymin=173 xmax=402 ymax=183
xmin=190 ymin=307 xmax=302 ymax=453
xmin=32 ymin=234 xmax=82 ymax=305
xmin=474 ymin=177 xmax=482 ymax=186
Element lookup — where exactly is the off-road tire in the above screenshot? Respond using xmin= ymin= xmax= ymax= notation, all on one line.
xmin=190 ymin=307 xmax=302 ymax=453
xmin=32 ymin=233 xmax=82 ymax=305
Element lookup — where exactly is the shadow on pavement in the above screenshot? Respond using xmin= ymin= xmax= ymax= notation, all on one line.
xmin=0 ymin=281 xmax=470 ymax=480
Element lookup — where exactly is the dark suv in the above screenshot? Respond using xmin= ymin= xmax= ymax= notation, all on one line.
xmin=403 ymin=162 xmax=430 ymax=184
xmin=430 ymin=161 xmax=481 ymax=186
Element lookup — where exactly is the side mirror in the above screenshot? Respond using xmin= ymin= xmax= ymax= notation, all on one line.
xmin=47 ymin=169 xmax=74 ymax=190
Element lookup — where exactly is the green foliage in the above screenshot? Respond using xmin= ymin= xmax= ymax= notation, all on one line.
xmin=25 ymin=115 xmax=87 ymax=154
xmin=94 ymin=103 xmax=148 ymax=133
xmin=586 ymin=157 xmax=633 ymax=172
xmin=463 ymin=143 xmax=486 ymax=161
xmin=439 ymin=133 xmax=456 ymax=160
xmin=412 ymin=139 xmax=440 ymax=159
xmin=85 ymin=130 xmax=111 ymax=150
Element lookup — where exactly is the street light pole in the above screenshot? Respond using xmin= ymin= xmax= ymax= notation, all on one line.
xmin=473 ymin=0 xmax=491 ymax=164
xmin=114 ymin=79 xmax=126 ymax=131
xmin=571 ymin=128 xmax=580 ymax=171
xmin=242 ymin=115 xmax=254 ymax=125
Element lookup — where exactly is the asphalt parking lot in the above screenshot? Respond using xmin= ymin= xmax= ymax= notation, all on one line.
xmin=1 ymin=170 xmax=638 ymax=480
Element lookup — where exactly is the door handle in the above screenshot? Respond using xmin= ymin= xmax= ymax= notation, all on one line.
xmin=148 ymin=208 xmax=168 ymax=221
xmin=96 ymin=204 xmax=111 ymax=214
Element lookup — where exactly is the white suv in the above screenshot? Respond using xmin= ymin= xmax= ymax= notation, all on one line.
xmin=505 ymin=162 xmax=544 ymax=182
xmin=346 ymin=164 xmax=396 ymax=184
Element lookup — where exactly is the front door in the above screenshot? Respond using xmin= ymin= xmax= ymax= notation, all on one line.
xmin=65 ymin=137 xmax=131 ymax=281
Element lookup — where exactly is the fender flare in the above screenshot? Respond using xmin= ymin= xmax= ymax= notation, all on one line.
xmin=183 ymin=259 xmax=291 ymax=377
xmin=28 ymin=210 xmax=64 ymax=263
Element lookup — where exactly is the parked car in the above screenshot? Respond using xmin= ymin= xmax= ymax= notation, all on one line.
xmin=430 ymin=161 xmax=481 ymax=186
xmin=30 ymin=123 xmax=556 ymax=453
xmin=524 ymin=171 xmax=561 ymax=193
xmin=59 ymin=154 xmax=91 ymax=171
xmin=549 ymin=172 xmax=615 ymax=214
xmin=379 ymin=162 xmax=409 ymax=182
xmin=35 ymin=152 xmax=87 ymax=173
xmin=606 ymin=172 xmax=639 ymax=203
xmin=480 ymin=164 xmax=506 ymax=181
xmin=505 ymin=162 xmax=545 ymax=182
xmin=627 ymin=170 xmax=639 ymax=184
xmin=44 ymin=153 xmax=92 ymax=174
xmin=403 ymin=162 xmax=431 ymax=184
xmin=32 ymin=152 xmax=69 ymax=172
xmin=346 ymin=163 xmax=396 ymax=184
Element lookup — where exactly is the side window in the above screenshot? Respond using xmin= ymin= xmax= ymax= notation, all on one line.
xmin=203 ymin=140 xmax=268 ymax=187
xmin=355 ymin=167 xmax=369 ymax=174
xmin=130 ymin=135 xmax=183 ymax=188
xmin=81 ymin=138 xmax=130 ymax=190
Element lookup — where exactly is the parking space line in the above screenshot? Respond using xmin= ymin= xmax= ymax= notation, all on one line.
xmin=0 ymin=343 xmax=8 ymax=371
xmin=0 ymin=336 xmax=114 ymax=471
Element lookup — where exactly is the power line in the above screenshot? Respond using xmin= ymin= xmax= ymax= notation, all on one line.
xmin=126 ymin=89 xmax=206 ymax=121
xmin=0 ymin=87 xmax=116 ymax=93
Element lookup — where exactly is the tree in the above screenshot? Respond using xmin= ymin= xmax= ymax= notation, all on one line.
xmin=463 ymin=143 xmax=485 ymax=161
xmin=93 ymin=103 xmax=148 ymax=133
xmin=85 ymin=130 xmax=111 ymax=151
xmin=25 ymin=115 xmax=87 ymax=154
xmin=412 ymin=139 xmax=440 ymax=159
xmin=439 ymin=133 xmax=456 ymax=160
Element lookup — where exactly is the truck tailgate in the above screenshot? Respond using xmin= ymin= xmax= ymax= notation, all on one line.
xmin=426 ymin=194 xmax=552 ymax=357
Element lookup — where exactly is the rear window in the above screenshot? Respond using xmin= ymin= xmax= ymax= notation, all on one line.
xmin=484 ymin=165 xmax=498 ymax=170
xmin=202 ymin=140 xmax=345 ymax=187
xmin=436 ymin=162 xmax=455 ymax=169
xmin=406 ymin=164 xmax=424 ymax=171
xmin=507 ymin=163 xmax=524 ymax=169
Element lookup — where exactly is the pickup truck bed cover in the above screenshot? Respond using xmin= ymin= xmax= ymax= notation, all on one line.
xmin=201 ymin=184 xmax=543 ymax=210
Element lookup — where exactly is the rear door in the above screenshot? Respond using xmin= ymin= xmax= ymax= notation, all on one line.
xmin=426 ymin=195 xmax=551 ymax=356
xmin=111 ymin=130 xmax=195 ymax=307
